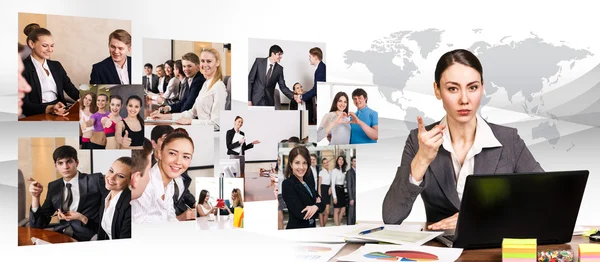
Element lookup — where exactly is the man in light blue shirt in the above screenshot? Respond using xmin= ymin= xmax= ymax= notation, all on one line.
xmin=349 ymin=88 xmax=379 ymax=144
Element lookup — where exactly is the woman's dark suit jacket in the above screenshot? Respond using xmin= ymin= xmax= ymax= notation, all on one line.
xmin=97 ymin=188 xmax=131 ymax=240
xmin=225 ymin=128 xmax=254 ymax=156
xmin=282 ymin=172 xmax=325 ymax=229
xmin=21 ymin=56 xmax=80 ymax=116
xmin=382 ymin=121 xmax=544 ymax=224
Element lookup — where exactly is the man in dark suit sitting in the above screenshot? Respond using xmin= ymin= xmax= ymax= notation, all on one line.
xmin=90 ymin=29 xmax=132 ymax=85
xmin=248 ymin=45 xmax=295 ymax=107
xmin=142 ymin=63 xmax=159 ymax=93
xmin=302 ymin=47 xmax=326 ymax=125
xmin=156 ymin=52 xmax=205 ymax=114
xmin=28 ymin=145 xmax=105 ymax=241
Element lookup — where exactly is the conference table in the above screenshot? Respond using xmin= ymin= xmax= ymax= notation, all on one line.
xmin=196 ymin=214 xmax=235 ymax=230
xmin=18 ymin=227 xmax=77 ymax=246
xmin=330 ymin=222 xmax=597 ymax=261
xmin=244 ymin=171 xmax=276 ymax=202
xmin=19 ymin=101 xmax=80 ymax=121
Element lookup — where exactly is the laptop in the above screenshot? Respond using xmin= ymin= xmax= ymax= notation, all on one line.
xmin=437 ymin=170 xmax=589 ymax=249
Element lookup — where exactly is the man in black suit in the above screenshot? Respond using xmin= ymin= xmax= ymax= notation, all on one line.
xmin=156 ymin=52 xmax=205 ymax=114
xmin=90 ymin=29 xmax=132 ymax=85
xmin=347 ymin=156 xmax=356 ymax=225
xmin=309 ymin=154 xmax=320 ymax=192
xmin=248 ymin=45 xmax=295 ymax=107
xmin=28 ymin=145 xmax=105 ymax=241
xmin=302 ymin=47 xmax=326 ymax=125
xmin=142 ymin=63 xmax=159 ymax=93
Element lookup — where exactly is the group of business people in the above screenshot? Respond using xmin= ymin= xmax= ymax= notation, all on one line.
xmin=317 ymin=88 xmax=379 ymax=145
xmin=149 ymin=48 xmax=227 ymax=131
xmin=18 ymin=23 xmax=132 ymax=118
xmin=248 ymin=45 xmax=325 ymax=125
xmin=79 ymin=92 xmax=145 ymax=150
xmin=274 ymin=145 xmax=357 ymax=229
xmin=26 ymin=145 xmax=131 ymax=241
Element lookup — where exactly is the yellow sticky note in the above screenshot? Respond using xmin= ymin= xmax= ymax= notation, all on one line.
xmin=234 ymin=207 xmax=244 ymax=228
xmin=503 ymin=238 xmax=537 ymax=246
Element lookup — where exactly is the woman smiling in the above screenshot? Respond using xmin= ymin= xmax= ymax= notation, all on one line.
xmin=98 ymin=157 xmax=132 ymax=240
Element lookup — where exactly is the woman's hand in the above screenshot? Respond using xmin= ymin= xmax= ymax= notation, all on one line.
xmin=328 ymin=188 xmax=332 ymax=196
xmin=335 ymin=112 xmax=349 ymax=125
xmin=251 ymin=140 xmax=261 ymax=145
xmin=121 ymin=130 xmax=132 ymax=148
xmin=302 ymin=205 xmax=319 ymax=220
xmin=428 ymin=212 xmax=458 ymax=230
xmin=176 ymin=117 xmax=192 ymax=125
xmin=333 ymin=198 xmax=338 ymax=205
xmin=103 ymin=118 xmax=112 ymax=128
xmin=63 ymin=210 xmax=89 ymax=225
xmin=415 ymin=116 xmax=446 ymax=164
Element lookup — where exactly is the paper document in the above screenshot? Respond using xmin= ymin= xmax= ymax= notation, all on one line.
xmin=232 ymin=132 xmax=244 ymax=153
xmin=337 ymin=224 xmax=441 ymax=246
xmin=291 ymin=243 xmax=346 ymax=262
xmin=337 ymin=243 xmax=463 ymax=262
xmin=31 ymin=237 xmax=52 ymax=245
xmin=145 ymin=118 xmax=177 ymax=123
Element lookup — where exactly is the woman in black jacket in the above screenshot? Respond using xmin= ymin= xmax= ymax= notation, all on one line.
xmin=98 ymin=157 xmax=132 ymax=240
xmin=282 ymin=145 xmax=324 ymax=229
xmin=225 ymin=116 xmax=260 ymax=177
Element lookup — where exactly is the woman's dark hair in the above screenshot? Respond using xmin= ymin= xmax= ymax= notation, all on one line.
xmin=80 ymin=92 xmax=98 ymax=113
xmin=161 ymin=131 xmax=194 ymax=151
xmin=198 ymin=189 xmax=208 ymax=204
xmin=434 ymin=49 xmax=483 ymax=87
xmin=164 ymin=60 xmax=175 ymax=81
xmin=110 ymin=95 xmax=123 ymax=103
xmin=234 ymin=116 xmax=243 ymax=121
xmin=329 ymin=92 xmax=349 ymax=114
xmin=284 ymin=146 xmax=311 ymax=179
xmin=115 ymin=156 xmax=132 ymax=167
xmin=174 ymin=60 xmax=184 ymax=77
xmin=125 ymin=95 xmax=143 ymax=124
xmin=335 ymin=155 xmax=347 ymax=172
xmin=26 ymin=28 xmax=52 ymax=49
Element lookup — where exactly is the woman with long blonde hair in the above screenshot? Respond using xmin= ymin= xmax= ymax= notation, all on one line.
xmin=151 ymin=48 xmax=227 ymax=130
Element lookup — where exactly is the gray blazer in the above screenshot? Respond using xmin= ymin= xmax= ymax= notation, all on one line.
xmin=382 ymin=121 xmax=543 ymax=224
xmin=247 ymin=57 xmax=294 ymax=106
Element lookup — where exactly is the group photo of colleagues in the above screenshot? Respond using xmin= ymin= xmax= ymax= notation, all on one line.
xmin=248 ymin=40 xmax=326 ymax=125
xmin=78 ymin=85 xmax=145 ymax=150
xmin=17 ymin=13 xmax=132 ymax=121
xmin=317 ymin=86 xmax=379 ymax=145
xmin=143 ymin=39 xmax=232 ymax=131
xmin=382 ymin=49 xmax=544 ymax=230
xmin=18 ymin=139 xmax=132 ymax=245
xmin=273 ymin=143 xmax=357 ymax=230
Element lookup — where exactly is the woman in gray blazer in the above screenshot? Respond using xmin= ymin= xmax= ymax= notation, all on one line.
xmin=382 ymin=49 xmax=543 ymax=230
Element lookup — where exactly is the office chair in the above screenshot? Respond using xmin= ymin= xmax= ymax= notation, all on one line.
xmin=224 ymin=76 xmax=231 ymax=110
xmin=18 ymin=170 xmax=28 ymax=227
xmin=274 ymin=89 xmax=281 ymax=110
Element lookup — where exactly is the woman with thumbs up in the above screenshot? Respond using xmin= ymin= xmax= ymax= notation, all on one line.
xmin=101 ymin=95 xmax=122 ymax=149
xmin=116 ymin=95 xmax=144 ymax=149
xmin=382 ymin=49 xmax=544 ymax=230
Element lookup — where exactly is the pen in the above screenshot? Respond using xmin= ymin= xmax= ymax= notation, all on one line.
xmin=359 ymin=226 xmax=384 ymax=235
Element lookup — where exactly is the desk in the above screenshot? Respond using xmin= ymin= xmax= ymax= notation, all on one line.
xmin=330 ymin=222 xmax=596 ymax=261
xmin=19 ymin=101 xmax=80 ymax=121
xmin=18 ymin=227 xmax=77 ymax=246
xmin=196 ymin=215 xmax=235 ymax=230
xmin=244 ymin=171 xmax=276 ymax=202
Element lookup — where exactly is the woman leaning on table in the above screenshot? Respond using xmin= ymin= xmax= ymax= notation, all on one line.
xmin=282 ymin=145 xmax=324 ymax=229
xmin=382 ymin=49 xmax=544 ymax=230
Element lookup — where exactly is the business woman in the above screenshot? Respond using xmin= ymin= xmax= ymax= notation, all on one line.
xmin=131 ymin=131 xmax=195 ymax=223
xmin=225 ymin=116 xmax=261 ymax=177
xmin=317 ymin=92 xmax=352 ymax=145
xmin=151 ymin=48 xmax=226 ymax=130
xmin=382 ymin=49 xmax=544 ymax=230
xmin=79 ymin=92 xmax=97 ymax=149
xmin=101 ymin=95 xmax=122 ymax=150
xmin=161 ymin=60 xmax=181 ymax=101
xmin=331 ymin=156 xmax=347 ymax=226
xmin=318 ymin=157 xmax=332 ymax=227
xmin=281 ymin=146 xmax=324 ymax=229
xmin=21 ymin=27 xmax=80 ymax=117
xmin=220 ymin=188 xmax=244 ymax=215
xmin=116 ymin=95 xmax=144 ymax=149
xmin=98 ymin=157 xmax=132 ymax=240
xmin=87 ymin=94 xmax=109 ymax=149
xmin=197 ymin=189 xmax=218 ymax=217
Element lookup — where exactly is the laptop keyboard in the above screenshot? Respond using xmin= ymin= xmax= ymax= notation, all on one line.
xmin=443 ymin=235 xmax=455 ymax=242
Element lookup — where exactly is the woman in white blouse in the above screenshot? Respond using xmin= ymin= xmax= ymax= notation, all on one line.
xmin=98 ymin=157 xmax=132 ymax=240
xmin=318 ymin=157 xmax=332 ymax=227
xmin=151 ymin=48 xmax=227 ymax=131
xmin=331 ymin=155 xmax=347 ymax=226
xmin=130 ymin=131 xmax=196 ymax=223
xmin=316 ymin=92 xmax=351 ymax=145
xmin=79 ymin=92 xmax=97 ymax=149
xmin=161 ymin=60 xmax=182 ymax=101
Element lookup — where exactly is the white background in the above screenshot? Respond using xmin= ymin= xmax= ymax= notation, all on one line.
xmin=144 ymin=124 xmax=214 ymax=167
xmin=91 ymin=149 xmax=132 ymax=174
xmin=1 ymin=0 xmax=599 ymax=261
xmin=247 ymin=38 xmax=326 ymax=104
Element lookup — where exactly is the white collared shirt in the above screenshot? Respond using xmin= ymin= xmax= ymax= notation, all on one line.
xmin=331 ymin=168 xmax=346 ymax=199
xmin=101 ymin=190 xmax=123 ymax=240
xmin=172 ymin=78 xmax=226 ymax=129
xmin=131 ymin=163 xmax=184 ymax=223
xmin=115 ymin=60 xmax=129 ymax=85
xmin=319 ymin=169 xmax=331 ymax=186
xmin=410 ymin=114 xmax=502 ymax=200
xmin=31 ymin=172 xmax=80 ymax=213
xmin=311 ymin=166 xmax=318 ymax=191
xmin=266 ymin=59 xmax=275 ymax=79
xmin=157 ymin=76 xmax=165 ymax=92
xmin=30 ymin=55 xmax=58 ymax=103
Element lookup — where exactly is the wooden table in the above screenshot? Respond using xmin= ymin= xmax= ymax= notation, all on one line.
xmin=18 ymin=227 xmax=77 ymax=246
xmin=19 ymin=101 xmax=80 ymax=121
xmin=330 ymin=222 xmax=597 ymax=261
xmin=244 ymin=171 xmax=276 ymax=202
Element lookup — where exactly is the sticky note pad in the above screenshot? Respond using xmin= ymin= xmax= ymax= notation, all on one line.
xmin=502 ymin=238 xmax=537 ymax=262
xmin=579 ymin=243 xmax=600 ymax=262
xmin=234 ymin=207 xmax=244 ymax=228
